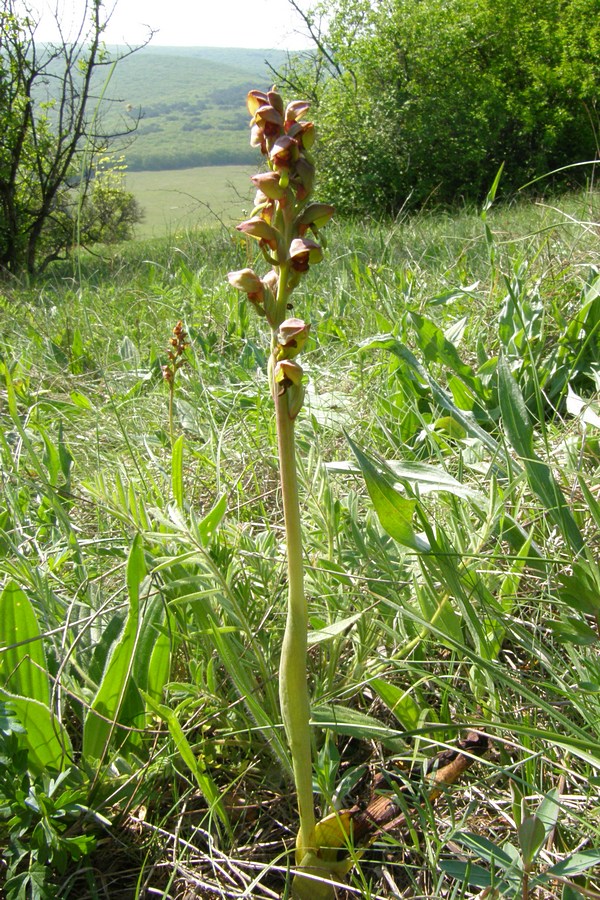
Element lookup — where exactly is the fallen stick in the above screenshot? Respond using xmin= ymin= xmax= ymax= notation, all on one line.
xmin=349 ymin=730 xmax=490 ymax=844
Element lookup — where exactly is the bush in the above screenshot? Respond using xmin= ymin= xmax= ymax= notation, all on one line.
xmin=290 ymin=0 xmax=600 ymax=213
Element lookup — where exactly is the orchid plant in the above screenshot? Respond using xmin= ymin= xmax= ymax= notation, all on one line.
xmin=227 ymin=90 xmax=343 ymax=897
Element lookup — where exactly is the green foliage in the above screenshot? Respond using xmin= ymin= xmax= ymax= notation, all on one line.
xmin=0 ymin=189 xmax=599 ymax=896
xmin=288 ymin=0 xmax=600 ymax=213
xmin=440 ymin=791 xmax=600 ymax=897
xmin=0 ymin=717 xmax=100 ymax=900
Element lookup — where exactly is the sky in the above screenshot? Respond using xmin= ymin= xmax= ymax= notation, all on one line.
xmin=24 ymin=0 xmax=314 ymax=50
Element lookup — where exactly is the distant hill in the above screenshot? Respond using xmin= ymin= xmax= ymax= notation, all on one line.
xmin=99 ymin=45 xmax=299 ymax=171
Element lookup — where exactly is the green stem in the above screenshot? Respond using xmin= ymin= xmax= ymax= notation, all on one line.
xmin=275 ymin=382 xmax=316 ymax=858
xmin=168 ymin=381 xmax=175 ymax=447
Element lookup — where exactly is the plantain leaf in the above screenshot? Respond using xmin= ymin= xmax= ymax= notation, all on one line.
xmin=1 ymin=691 xmax=72 ymax=773
xmin=0 ymin=580 xmax=50 ymax=706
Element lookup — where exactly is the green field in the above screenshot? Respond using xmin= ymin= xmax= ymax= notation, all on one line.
xmin=125 ymin=164 xmax=256 ymax=236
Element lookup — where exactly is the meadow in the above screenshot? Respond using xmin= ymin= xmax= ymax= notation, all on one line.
xmin=0 ymin=185 xmax=599 ymax=899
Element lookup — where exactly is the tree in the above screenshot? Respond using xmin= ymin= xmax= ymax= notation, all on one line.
xmin=279 ymin=0 xmax=600 ymax=215
xmin=0 ymin=1 xmax=149 ymax=275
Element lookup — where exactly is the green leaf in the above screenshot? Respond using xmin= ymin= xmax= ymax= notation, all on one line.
xmin=0 ymin=581 xmax=50 ymax=706
xmin=409 ymin=312 xmax=483 ymax=396
xmin=196 ymin=493 xmax=227 ymax=546
xmin=439 ymin=860 xmax=508 ymax=891
xmin=83 ymin=534 xmax=146 ymax=761
xmin=547 ymin=848 xmax=600 ymax=878
xmin=451 ymin=831 xmax=517 ymax=869
xmin=311 ymin=704 xmax=406 ymax=751
xmin=535 ymin=788 xmax=561 ymax=839
xmin=133 ymin=594 xmax=172 ymax=707
xmin=1 ymin=691 xmax=72 ymax=773
xmin=518 ymin=814 xmax=546 ymax=867
xmin=171 ymin=434 xmax=185 ymax=510
xmin=361 ymin=335 xmax=506 ymax=471
xmin=498 ymin=356 xmax=584 ymax=554
xmin=142 ymin=691 xmax=229 ymax=829
xmin=307 ymin=612 xmax=363 ymax=645
xmin=371 ymin=676 xmax=438 ymax=731
xmin=346 ymin=434 xmax=428 ymax=552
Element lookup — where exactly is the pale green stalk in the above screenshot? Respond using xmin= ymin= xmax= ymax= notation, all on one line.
xmin=274 ymin=378 xmax=316 ymax=856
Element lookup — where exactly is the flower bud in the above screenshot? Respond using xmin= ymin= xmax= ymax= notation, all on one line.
xmin=250 ymin=123 xmax=266 ymax=152
xmin=227 ymin=268 xmax=264 ymax=296
xmin=287 ymin=120 xmax=316 ymax=150
xmin=267 ymin=89 xmax=284 ymax=116
xmin=270 ymin=135 xmax=299 ymax=171
xmin=263 ymin=269 xmax=279 ymax=296
xmin=254 ymin=104 xmax=284 ymax=138
xmin=291 ymin=157 xmax=315 ymax=200
xmin=274 ymin=358 xmax=304 ymax=387
xmin=296 ymin=203 xmax=335 ymax=235
xmin=274 ymin=359 xmax=305 ymax=419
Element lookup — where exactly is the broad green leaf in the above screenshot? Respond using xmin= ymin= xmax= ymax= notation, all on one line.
xmin=547 ymin=848 xmax=600 ymax=878
xmin=146 ymin=630 xmax=171 ymax=704
xmin=0 ymin=581 xmax=49 ymax=706
xmin=498 ymin=356 xmax=584 ymax=554
xmin=535 ymin=789 xmax=561 ymax=839
xmin=142 ymin=691 xmax=229 ymax=829
xmin=171 ymin=434 xmax=185 ymax=510
xmin=326 ymin=459 xmax=478 ymax=500
xmin=83 ymin=534 xmax=145 ymax=761
xmin=518 ymin=814 xmax=546 ymax=867
xmin=451 ymin=831 xmax=517 ymax=869
xmin=438 ymin=860 xmax=509 ymax=892
xmin=131 ymin=590 xmax=171 ymax=718
xmin=557 ymin=560 xmax=600 ymax=615
xmin=371 ymin=676 xmax=438 ymax=731
xmin=346 ymin=435 xmax=428 ymax=552
xmin=307 ymin=612 xmax=363 ymax=645
xmin=196 ymin=493 xmax=227 ymax=546
xmin=1 ymin=691 xmax=72 ymax=773
xmin=409 ymin=312 xmax=483 ymax=396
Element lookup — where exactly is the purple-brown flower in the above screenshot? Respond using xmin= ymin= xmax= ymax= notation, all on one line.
xmin=289 ymin=238 xmax=323 ymax=272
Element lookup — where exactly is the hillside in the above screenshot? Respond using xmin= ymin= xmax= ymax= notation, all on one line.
xmin=101 ymin=45 xmax=295 ymax=170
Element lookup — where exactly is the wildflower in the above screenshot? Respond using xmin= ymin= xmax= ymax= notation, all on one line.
xmin=289 ymin=238 xmax=323 ymax=272
xmin=236 ymin=217 xmax=281 ymax=254
xmin=276 ymin=318 xmax=310 ymax=359
xmin=227 ymin=268 xmax=264 ymax=300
